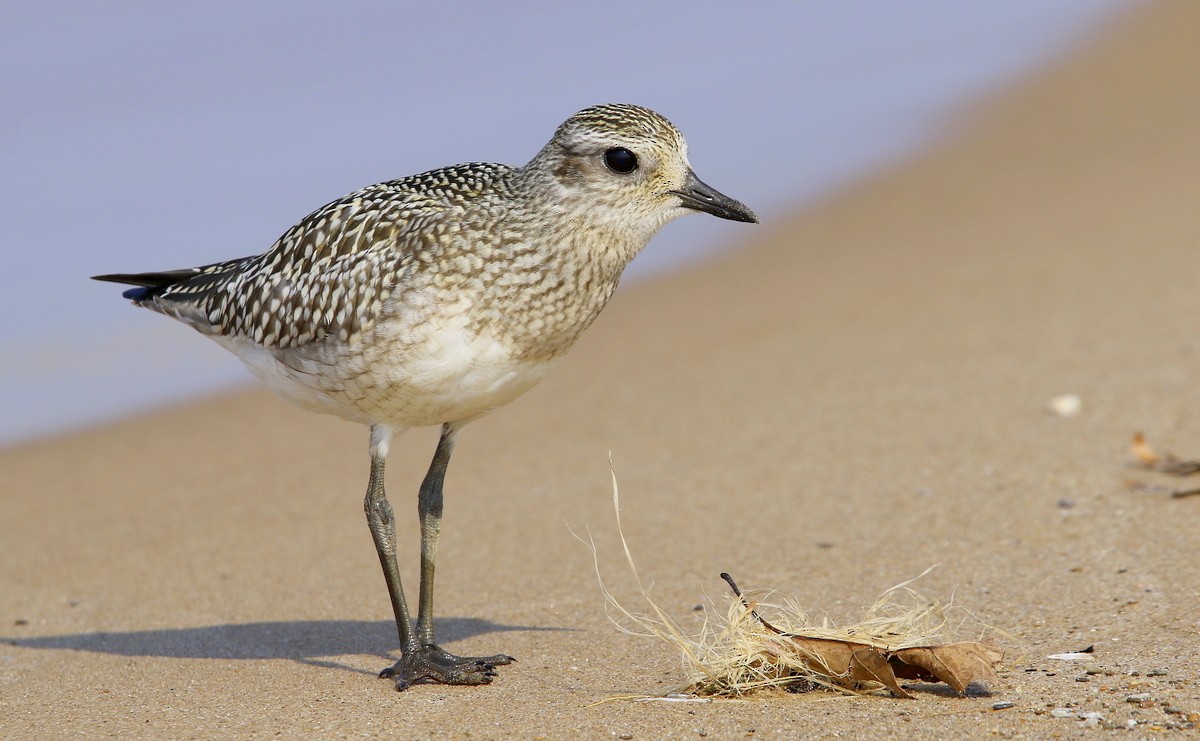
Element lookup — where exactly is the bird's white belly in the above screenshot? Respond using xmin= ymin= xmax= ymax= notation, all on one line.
xmin=222 ymin=319 xmax=556 ymax=428
xmin=375 ymin=322 xmax=554 ymax=426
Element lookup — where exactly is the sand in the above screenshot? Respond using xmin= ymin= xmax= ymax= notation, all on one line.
xmin=3 ymin=2 xmax=1199 ymax=737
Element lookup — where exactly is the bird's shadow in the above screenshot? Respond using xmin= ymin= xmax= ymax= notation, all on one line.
xmin=3 ymin=618 xmax=565 ymax=676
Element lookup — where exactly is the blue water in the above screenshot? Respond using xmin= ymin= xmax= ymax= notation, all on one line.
xmin=0 ymin=1 xmax=1135 ymax=446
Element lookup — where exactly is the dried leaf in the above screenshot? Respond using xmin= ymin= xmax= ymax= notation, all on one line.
xmin=1131 ymin=432 xmax=1161 ymax=465
xmin=723 ymin=573 xmax=999 ymax=697
xmin=782 ymin=634 xmax=855 ymax=677
xmin=768 ymin=635 xmax=999 ymax=697
xmin=1130 ymin=433 xmax=1200 ymax=475
xmin=891 ymin=642 xmax=1003 ymax=694
xmin=762 ymin=633 xmax=914 ymax=697
xmin=850 ymin=646 xmax=911 ymax=698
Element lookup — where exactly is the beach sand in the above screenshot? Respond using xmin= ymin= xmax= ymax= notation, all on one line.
xmin=3 ymin=2 xmax=1198 ymax=737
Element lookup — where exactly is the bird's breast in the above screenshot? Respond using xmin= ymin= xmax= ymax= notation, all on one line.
xmin=333 ymin=298 xmax=562 ymax=426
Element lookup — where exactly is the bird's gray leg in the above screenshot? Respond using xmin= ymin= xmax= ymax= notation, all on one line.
xmin=415 ymin=422 xmax=456 ymax=646
xmin=414 ymin=424 xmax=516 ymax=670
xmin=373 ymin=423 xmax=512 ymax=690
xmin=363 ymin=425 xmax=416 ymax=649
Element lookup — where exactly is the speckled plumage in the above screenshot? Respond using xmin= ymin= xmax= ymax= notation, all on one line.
xmin=95 ymin=103 xmax=756 ymax=691
xmin=99 ymin=104 xmax=754 ymax=429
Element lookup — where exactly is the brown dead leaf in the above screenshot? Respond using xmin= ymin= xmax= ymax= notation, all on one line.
xmin=781 ymin=634 xmax=854 ymax=677
xmin=771 ymin=635 xmax=910 ymax=697
xmin=851 ymin=646 xmax=912 ymax=698
xmin=772 ymin=635 xmax=999 ymax=697
xmin=722 ymin=574 xmax=1001 ymax=697
xmin=891 ymin=642 xmax=1003 ymax=694
xmin=1131 ymin=432 xmax=1161 ymax=465
xmin=1130 ymin=433 xmax=1200 ymax=476
xmin=1127 ymin=433 xmax=1200 ymax=496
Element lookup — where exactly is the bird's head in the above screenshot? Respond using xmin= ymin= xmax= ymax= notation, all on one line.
xmin=524 ymin=103 xmax=757 ymax=235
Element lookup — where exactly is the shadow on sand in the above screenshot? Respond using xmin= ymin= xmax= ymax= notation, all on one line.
xmin=3 ymin=617 xmax=565 ymax=675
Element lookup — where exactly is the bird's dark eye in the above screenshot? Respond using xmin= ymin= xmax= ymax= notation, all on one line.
xmin=603 ymin=148 xmax=638 ymax=174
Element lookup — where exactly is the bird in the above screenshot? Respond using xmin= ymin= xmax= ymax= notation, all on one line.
xmin=93 ymin=103 xmax=757 ymax=691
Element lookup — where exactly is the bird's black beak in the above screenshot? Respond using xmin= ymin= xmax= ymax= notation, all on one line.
xmin=669 ymin=169 xmax=758 ymax=223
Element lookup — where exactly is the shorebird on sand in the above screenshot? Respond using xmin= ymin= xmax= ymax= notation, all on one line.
xmin=94 ymin=103 xmax=757 ymax=690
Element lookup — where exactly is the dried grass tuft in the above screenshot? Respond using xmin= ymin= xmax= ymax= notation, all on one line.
xmin=588 ymin=467 xmax=1002 ymax=698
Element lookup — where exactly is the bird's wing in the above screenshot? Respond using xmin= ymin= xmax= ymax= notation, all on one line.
xmin=95 ymin=164 xmax=512 ymax=349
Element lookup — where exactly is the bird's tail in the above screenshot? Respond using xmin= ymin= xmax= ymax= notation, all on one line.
xmin=93 ymin=256 xmax=258 ymax=334
xmin=92 ymin=270 xmax=203 ymax=302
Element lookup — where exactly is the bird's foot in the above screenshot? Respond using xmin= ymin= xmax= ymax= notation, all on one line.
xmin=379 ymin=644 xmax=516 ymax=691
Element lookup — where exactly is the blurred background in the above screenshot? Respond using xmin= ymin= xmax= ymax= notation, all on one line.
xmin=0 ymin=0 xmax=1135 ymax=446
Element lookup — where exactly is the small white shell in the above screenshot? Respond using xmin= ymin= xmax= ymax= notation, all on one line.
xmin=1047 ymin=394 xmax=1082 ymax=417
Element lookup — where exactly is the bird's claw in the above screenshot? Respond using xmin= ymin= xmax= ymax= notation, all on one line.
xmin=380 ymin=644 xmax=516 ymax=691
